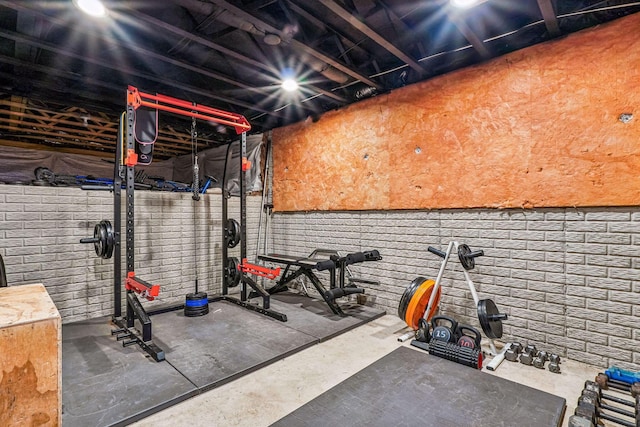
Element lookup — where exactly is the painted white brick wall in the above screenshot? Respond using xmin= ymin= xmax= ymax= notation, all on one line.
xmin=0 ymin=185 xmax=262 ymax=323
xmin=1 ymin=184 xmax=638 ymax=369
xmin=271 ymin=208 xmax=640 ymax=370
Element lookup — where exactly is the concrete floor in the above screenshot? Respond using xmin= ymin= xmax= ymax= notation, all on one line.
xmin=131 ymin=315 xmax=614 ymax=427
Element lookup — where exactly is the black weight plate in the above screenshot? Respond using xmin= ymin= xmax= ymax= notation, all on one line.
xmin=34 ymin=167 xmax=55 ymax=183
xmin=93 ymin=222 xmax=106 ymax=258
xmin=0 ymin=254 xmax=7 ymax=287
xmin=478 ymin=298 xmax=503 ymax=339
xmin=102 ymin=220 xmax=115 ymax=259
xmin=225 ymin=257 xmax=241 ymax=288
xmin=225 ymin=219 xmax=241 ymax=248
xmin=458 ymin=244 xmax=474 ymax=270
xmin=397 ymin=276 xmax=426 ymax=320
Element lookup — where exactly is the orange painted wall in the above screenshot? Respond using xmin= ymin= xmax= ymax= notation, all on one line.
xmin=272 ymin=13 xmax=640 ymax=212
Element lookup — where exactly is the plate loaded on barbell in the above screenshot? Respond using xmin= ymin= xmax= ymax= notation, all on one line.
xmin=225 ymin=257 xmax=241 ymax=288
xmin=224 ymin=218 xmax=241 ymax=248
xmin=477 ymin=298 xmax=508 ymax=339
xmin=80 ymin=220 xmax=115 ymax=259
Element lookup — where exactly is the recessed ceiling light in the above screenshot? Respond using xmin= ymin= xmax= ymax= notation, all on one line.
xmin=73 ymin=0 xmax=107 ymax=18
xmin=281 ymin=78 xmax=299 ymax=92
xmin=450 ymin=0 xmax=487 ymax=9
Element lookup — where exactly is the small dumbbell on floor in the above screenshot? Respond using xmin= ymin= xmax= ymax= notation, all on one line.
xmin=519 ymin=345 xmax=537 ymax=365
xmin=505 ymin=342 xmax=522 ymax=362
xmin=548 ymin=354 xmax=561 ymax=374
xmin=533 ymin=351 xmax=549 ymax=369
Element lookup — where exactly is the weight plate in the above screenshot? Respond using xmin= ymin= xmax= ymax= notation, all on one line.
xmin=102 ymin=220 xmax=114 ymax=259
xmin=478 ymin=298 xmax=504 ymax=339
xmin=458 ymin=244 xmax=474 ymax=271
xmin=34 ymin=167 xmax=55 ymax=184
xmin=225 ymin=257 xmax=241 ymax=288
xmin=92 ymin=220 xmax=115 ymax=259
xmin=225 ymin=219 xmax=241 ymax=248
xmin=397 ymin=276 xmax=427 ymax=321
xmin=405 ymin=279 xmax=441 ymax=330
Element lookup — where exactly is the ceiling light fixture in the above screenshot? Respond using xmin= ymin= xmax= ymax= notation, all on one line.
xmin=281 ymin=78 xmax=299 ymax=92
xmin=450 ymin=0 xmax=487 ymax=9
xmin=73 ymin=0 xmax=107 ymax=18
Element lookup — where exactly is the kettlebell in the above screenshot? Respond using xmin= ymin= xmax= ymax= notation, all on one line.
xmin=415 ymin=318 xmax=430 ymax=343
xmin=430 ymin=315 xmax=458 ymax=343
xmin=455 ymin=325 xmax=482 ymax=349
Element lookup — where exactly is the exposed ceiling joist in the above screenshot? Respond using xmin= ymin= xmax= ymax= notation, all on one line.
xmin=317 ymin=0 xmax=426 ymax=76
xmin=448 ymin=12 xmax=491 ymax=60
xmin=206 ymin=0 xmax=382 ymax=89
xmin=536 ymin=0 xmax=561 ymax=37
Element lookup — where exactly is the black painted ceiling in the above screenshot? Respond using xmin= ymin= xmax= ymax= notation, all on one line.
xmin=1 ymin=0 xmax=639 ymax=158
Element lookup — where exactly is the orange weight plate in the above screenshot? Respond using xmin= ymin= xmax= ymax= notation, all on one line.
xmin=405 ymin=279 xmax=441 ymax=330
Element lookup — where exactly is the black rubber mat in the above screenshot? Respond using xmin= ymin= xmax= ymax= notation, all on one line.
xmin=62 ymin=318 xmax=197 ymax=427
xmin=62 ymin=297 xmax=385 ymax=427
xmin=270 ymin=292 xmax=386 ymax=342
xmin=271 ymin=346 xmax=566 ymax=427
xmin=152 ymin=300 xmax=317 ymax=390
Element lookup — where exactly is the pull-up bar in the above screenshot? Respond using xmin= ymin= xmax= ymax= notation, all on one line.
xmin=126 ymin=85 xmax=251 ymax=135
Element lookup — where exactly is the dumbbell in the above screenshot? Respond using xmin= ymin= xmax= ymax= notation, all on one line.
xmin=568 ymin=414 xmax=596 ymax=427
xmin=455 ymin=325 xmax=482 ymax=349
xmin=596 ymin=373 xmax=640 ymax=398
xmin=584 ymin=381 xmax=639 ymax=409
xmin=505 ymin=342 xmax=522 ymax=362
xmin=548 ymin=354 xmax=561 ymax=374
xmin=577 ymin=393 xmax=637 ymax=427
xmin=430 ymin=315 xmax=459 ymax=343
xmin=519 ymin=344 xmax=537 ymax=365
xmin=533 ymin=351 xmax=549 ymax=369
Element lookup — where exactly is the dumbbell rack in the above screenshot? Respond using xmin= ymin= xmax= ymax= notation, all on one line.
xmin=421 ymin=241 xmax=499 ymax=356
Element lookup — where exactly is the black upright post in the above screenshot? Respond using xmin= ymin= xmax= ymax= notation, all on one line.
xmin=112 ymin=114 xmax=124 ymax=318
xmin=240 ymin=132 xmax=247 ymax=301
xmin=125 ymin=103 xmax=136 ymax=328
xmin=221 ymin=144 xmax=233 ymax=296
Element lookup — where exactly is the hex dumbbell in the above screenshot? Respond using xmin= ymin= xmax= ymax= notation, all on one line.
xmin=577 ymin=393 xmax=637 ymax=427
xmin=505 ymin=342 xmax=522 ymax=362
xmin=533 ymin=351 xmax=549 ymax=369
xmin=595 ymin=373 xmax=640 ymax=398
xmin=584 ymin=380 xmax=638 ymax=409
xmin=519 ymin=344 xmax=537 ymax=365
xmin=548 ymin=354 xmax=561 ymax=374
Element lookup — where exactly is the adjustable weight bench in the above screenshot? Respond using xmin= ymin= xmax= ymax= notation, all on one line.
xmin=258 ymin=249 xmax=381 ymax=317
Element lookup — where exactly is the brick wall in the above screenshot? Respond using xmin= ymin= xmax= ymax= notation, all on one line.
xmin=270 ymin=208 xmax=640 ymax=370
xmin=0 ymin=185 xmax=262 ymax=323
xmin=2 ymin=184 xmax=638 ymax=369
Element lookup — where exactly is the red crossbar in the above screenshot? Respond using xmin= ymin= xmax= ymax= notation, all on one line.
xmin=239 ymin=259 xmax=281 ymax=280
xmin=125 ymin=272 xmax=160 ymax=301
xmin=126 ymin=86 xmax=251 ymax=135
